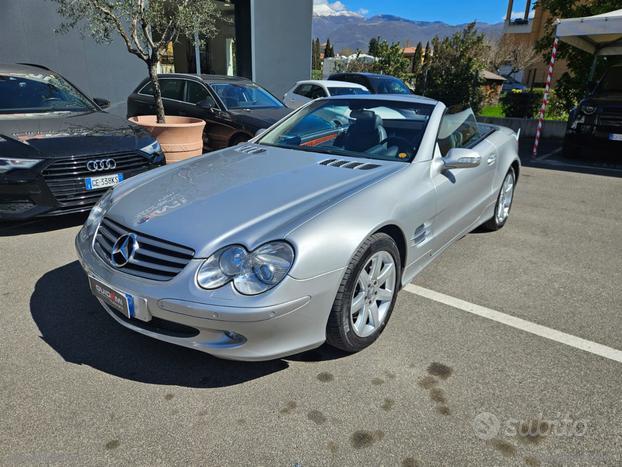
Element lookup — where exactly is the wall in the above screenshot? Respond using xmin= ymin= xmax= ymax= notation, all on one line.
xmin=0 ymin=0 xmax=147 ymax=116
xmin=251 ymin=0 xmax=312 ymax=97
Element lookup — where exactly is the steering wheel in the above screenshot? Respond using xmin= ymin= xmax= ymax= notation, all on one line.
xmin=379 ymin=136 xmax=413 ymax=157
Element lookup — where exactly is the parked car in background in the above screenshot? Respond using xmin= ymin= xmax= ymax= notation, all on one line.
xmin=76 ymin=95 xmax=520 ymax=361
xmin=328 ymin=72 xmax=413 ymax=95
xmin=501 ymin=77 xmax=528 ymax=93
xmin=564 ymin=64 xmax=622 ymax=158
xmin=127 ymin=74 xmax=291 ymax=150
xmin=0 ymin=63 xmax=165 ymax=221
xmin=283 ymin=80 xmax=370 ymax=109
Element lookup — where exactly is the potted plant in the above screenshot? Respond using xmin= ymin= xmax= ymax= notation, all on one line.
xmin=52 ymin=0 xmax=221 ymax=162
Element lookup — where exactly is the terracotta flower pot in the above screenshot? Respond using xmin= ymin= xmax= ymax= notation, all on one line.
xmin=129 ymin=115 xmax=206 ymax=163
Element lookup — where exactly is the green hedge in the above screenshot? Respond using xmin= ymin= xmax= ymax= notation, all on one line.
xmin=500 ymin=89 xmax=569 ymax=120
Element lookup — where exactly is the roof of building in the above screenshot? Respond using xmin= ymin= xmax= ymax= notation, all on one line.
xmin=481 ymin=70 xmax=507 ymax=82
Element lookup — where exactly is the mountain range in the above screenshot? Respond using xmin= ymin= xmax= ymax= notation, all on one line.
xmin=312 ymin=14 xmax=504 ymax=52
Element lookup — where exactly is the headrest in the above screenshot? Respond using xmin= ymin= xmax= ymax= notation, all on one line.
xmin=349 ymin=110 xmax=380 ymax=132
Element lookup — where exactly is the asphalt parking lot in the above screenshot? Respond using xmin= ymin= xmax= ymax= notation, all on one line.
xmin=1 ymin=158 xmax=621 ymax=465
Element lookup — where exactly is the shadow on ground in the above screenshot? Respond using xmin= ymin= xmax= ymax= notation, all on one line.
xmin=0 ymin=213 xmax=88 ymax=237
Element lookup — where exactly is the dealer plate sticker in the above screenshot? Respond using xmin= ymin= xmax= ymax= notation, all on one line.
xmin=85 ymin=173 xmax=124 ymax=191
xmin=89 ymin=276 xmax=135 ymax=319
xmin=609 ymin=133 xmax=622 ymax=141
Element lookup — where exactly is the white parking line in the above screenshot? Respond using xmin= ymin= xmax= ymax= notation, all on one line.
xmin=404 ymin=284 xmax=622 ymax=364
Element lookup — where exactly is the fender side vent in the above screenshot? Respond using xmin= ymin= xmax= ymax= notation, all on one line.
xmin=236 ymin=144 xmax=266 ymax=155
xmin=319 ymin=159 xmax=379 ymax=170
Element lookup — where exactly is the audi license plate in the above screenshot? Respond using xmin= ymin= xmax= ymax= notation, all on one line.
xmin=608 ymin=133 xmax=622 ymax=141
xmin=89 ymin=276 xmax=135 ymax=319
xmin=85 ymin=173 xmax=124 ymax=191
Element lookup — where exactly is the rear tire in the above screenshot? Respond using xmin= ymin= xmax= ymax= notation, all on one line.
xmin=326 ymin=233 xmax=401 ymax=353
xmin=481 ymin=167 xmax=516 ymax=231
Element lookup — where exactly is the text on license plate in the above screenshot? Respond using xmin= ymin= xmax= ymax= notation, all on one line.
xmin=609 ymin=133 xmax=622 ymax=141
xmin=89 ymin=276 xmax=135 ymax=319
xmin=85 ymin=173 xmax=124 ymax=190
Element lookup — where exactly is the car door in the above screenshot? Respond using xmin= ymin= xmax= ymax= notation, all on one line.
xmin=430 ymin=109 xmax=497 ymax=249
xmin=285 ymin=84 xmax=312 ymax=109
xmin=183 ymin=79 xmax=221 ymax=149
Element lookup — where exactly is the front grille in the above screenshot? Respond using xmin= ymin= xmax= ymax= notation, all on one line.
xmin=42 ymin=152 xmax=152 ymax=211
xmin=599 ymin=106 xmax=622 ymax=128
xmin=94 ymin=217 xmax=195 ymax=281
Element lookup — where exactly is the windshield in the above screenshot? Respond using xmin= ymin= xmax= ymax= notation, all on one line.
xmin=371 ymin=77 xmax=412 ymax=95
xmin=0 ymin=72 xmax=95 ymax=114
xmin=257 ymin=98 xmax=434 ymax=162
xmin=597 ymin=67 xmax=622 ymax=94
xmin=328 ymin=87 xmax=371 ymax=96
xmin=210 ymin=83 xmax=283 ymax=109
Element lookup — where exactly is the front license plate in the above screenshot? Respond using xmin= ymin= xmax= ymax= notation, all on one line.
xmin=85 ymin=173 xmax=124 ymax=191
xmin=608 ymin=133 xmax=622 ymax=141
xmin=89 ymin=276 xmax=134 ymax=319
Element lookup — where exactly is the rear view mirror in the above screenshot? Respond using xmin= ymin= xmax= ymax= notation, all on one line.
xmin=443 ymin=148 xmax=481 ymax=169
xmin=197 ymin=99 xmax=214 ymax=110
xmin=93 ymin=97 xmax=111 ymax=109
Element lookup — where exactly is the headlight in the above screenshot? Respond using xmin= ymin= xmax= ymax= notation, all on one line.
xmin=581 ymin=103 xmax=597 ymax=115
xmin=140 ymin=140 xmax=162 ymax=155
xmin=0 ymin=157 xmax=39 ymax=173
xmin=79 ymin=189 xmax=113 ymax=241
xmin=197 ymin=241 xmax=295 ymax=295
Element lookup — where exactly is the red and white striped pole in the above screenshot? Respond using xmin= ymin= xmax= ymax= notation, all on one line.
xmin=532 ymin=37 xmax=559 ymax=158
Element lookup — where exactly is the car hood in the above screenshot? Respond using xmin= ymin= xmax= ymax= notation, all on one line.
xmin=228 ymin=107 xmax=292 ymax=130
xmin=107 ymin=145 xmax=404 ymax=257
xmin=0 ymin=111 xmax=146 ymax=158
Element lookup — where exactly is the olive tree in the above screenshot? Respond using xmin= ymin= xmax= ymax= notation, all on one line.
xmin=51 ymin=0 xmax=221 ymax=123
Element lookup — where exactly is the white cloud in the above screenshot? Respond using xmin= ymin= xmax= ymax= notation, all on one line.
xmin=313 ymin=0 xmax=364 ymax=17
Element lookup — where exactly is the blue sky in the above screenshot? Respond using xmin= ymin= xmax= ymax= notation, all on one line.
xmin=313 ymin=0 xmax=513 ymax=25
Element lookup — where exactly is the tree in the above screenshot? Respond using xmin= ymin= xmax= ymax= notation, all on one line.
xmin=486 ymin=35 xmax=538 ymax=76
xmin=51 ymin=0 xmax=221 ymax=123
xmin=312 ymin=37 xmax=321 ymax=70
xmin=324 ymin=38 xmax=335 ymax=58
xmin=535 ymin=0 xmax=622 ymax=110
xmin=411 ymin=41 xmax=423 ymax=76
xmin=422 ymin=23 xmax=488 ymax=113
xmin=372 ymin=39 xmax=411 ymax=80
xmin=368 ymin=36 xmax=381 ymax=56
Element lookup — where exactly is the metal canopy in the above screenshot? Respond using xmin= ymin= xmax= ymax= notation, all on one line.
xmin=556 ymin=9 xmax=622 ymax=56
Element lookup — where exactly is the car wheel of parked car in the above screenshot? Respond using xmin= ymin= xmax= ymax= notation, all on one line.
xmin=482 ymin=168 xmax=516 ymax=231
xmin=230 ymin=134 xmax=250 ymax=146
xmin=326 ymin=233 xmax=401 ymax=353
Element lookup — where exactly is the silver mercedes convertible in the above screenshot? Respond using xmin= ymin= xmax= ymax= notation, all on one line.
xmin=76 ymin=95 xmax=520 ymax=361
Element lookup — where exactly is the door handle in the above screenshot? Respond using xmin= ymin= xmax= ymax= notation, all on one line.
xmin=487 ymin=153 xmax=497 ymax=166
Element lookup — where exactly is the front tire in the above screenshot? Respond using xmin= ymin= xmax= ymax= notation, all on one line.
xmin=326 ymin=233 xmax=401 ymax=353
xmin=481 ymin=167 xmax=516 ymax=231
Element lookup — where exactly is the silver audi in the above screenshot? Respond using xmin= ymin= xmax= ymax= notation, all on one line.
xmin=75 ymin=95 xmax=520 ymax=361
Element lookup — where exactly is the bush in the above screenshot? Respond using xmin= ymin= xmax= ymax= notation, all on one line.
xmin=500 ymin=89 xmax=568 ymax=120
xmin=500 ymin=90 xmax=542 ymax=118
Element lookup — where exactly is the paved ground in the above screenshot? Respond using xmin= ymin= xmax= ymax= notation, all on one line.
xmin=1 ymin=161 xmax=621 ymax=466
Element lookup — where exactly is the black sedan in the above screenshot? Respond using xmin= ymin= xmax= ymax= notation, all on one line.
xmin=127 ymin=74 xmax=292 ymax=150
xmin=0 ymin=63 xmax=165 ymax=221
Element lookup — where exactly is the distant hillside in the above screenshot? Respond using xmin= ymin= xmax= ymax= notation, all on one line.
xmin=312 ymin=14 xmax=504 ymax=52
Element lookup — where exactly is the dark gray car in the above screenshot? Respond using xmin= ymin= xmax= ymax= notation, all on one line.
xmin=127 ymin=74 xmax=291 ymax=150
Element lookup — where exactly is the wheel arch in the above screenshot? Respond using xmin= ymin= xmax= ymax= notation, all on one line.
xmin=373 ymin=224 xmax=407 ymax=286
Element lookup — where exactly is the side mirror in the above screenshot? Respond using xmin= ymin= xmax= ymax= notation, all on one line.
xmin=93 ymin=97 xmax=111 ymax=109
xmin=197 ymin=99 xmax=214 ymax=110
xmin=255 ymin=128 xmax=268 ymax=137
xmin=443 ymin=148 xmax=481 ymax=170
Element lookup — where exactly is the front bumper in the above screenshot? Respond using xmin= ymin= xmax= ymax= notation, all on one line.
xmin=75 ymin=229 xmax=343 ymax=361
xmin=0 ymin=156 xmax=164 ymax=221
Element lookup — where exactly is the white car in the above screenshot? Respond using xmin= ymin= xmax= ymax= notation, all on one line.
xmin=283 ymin=80 xmax=370 ymax=109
